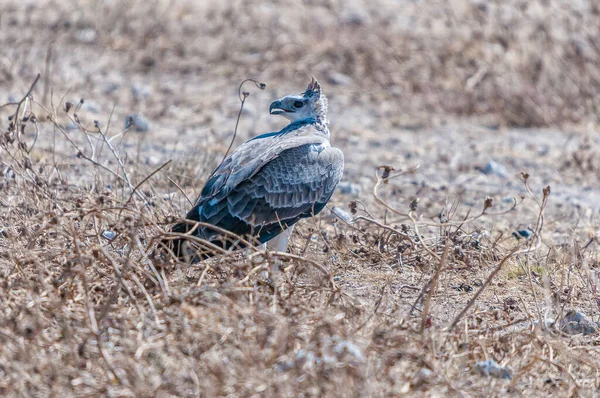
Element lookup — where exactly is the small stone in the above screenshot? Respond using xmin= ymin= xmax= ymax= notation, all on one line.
xmin=337 ymin=182 xmax=361 ymax=195
xmin=80 ymin=100 xmax=100 ymax=114
xmin=411 ymin=368 xmax=433 ymax=388
xmin=512 ymin=228 xmax=534 ymax=240
xmin=331 ymin=207 xmax=354 ymax=224
xmin=559 ymin=310 xmax=596 ymax=336
xmin=102 ymin=82 xmax=119 ymax=95
xmin=3 ymin=167 xmax=15 ymax=179
xmin=162 ymin=193 xmax=175 ymax=201
xmin=125 ymin=114 xmax=149 ymax=132
xmin=65 ymin=121 xmax=79 ymax=130
xmin=341 ymin=8 xmax=369 ymax=25
xmin=144 ymin=155 xmax=162 ymax=166
xmin=475 ymin=359 xmax=513 ymax=379
xmin=333 ymin=338 xmax=364 ymax=361
xmin=455 ymin=283 xmax=473 ymax=293
xmin=102 ymin=230 xmax=117 ymax=241
xmin=533 ymin=318 xmax=555 ymax=329
xmin=131 ymin=83 xmax=152 ymax=100
xmin=139 ymin=55 xmax=156 ymax=70
xmin=479 ymin=160 xmax=507 ymax=177
xmin=545 ymin=377 xmax=565 ymax=388
xmin=471 ymin=230 xmax=489 ymax=240
xmin=76 ymin=28 xmax=97 ymax=44
xmin=273 ymin=359 xmax=294 ymax=373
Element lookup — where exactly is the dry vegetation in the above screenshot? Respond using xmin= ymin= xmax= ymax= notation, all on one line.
xmin=1 ymin=0 xmax=600 ymax=396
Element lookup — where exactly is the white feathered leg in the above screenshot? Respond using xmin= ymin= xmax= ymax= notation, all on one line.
xmin=265 ymin=225 xmax=295 ymax=313
xmin=267 ymin=225 xmax=295 ymax=253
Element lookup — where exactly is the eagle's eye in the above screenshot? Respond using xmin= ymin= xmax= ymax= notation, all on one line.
xmin=293 ymin=101 xmax=304 ymax=108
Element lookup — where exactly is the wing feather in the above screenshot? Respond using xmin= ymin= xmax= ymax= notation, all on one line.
xmin=200 ymin=123 xmax=328 ymax=200
xmin=223 ymin=142 xmax=343 ymax=229
xmin=172 ymin=122 xmax=343 ymax=253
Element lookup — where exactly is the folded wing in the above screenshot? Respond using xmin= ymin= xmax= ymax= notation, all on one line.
xmin=177 ymin=137 xmax=343 ymax=249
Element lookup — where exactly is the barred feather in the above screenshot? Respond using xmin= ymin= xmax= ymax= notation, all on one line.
xmin=165 ymin=79 xmax=343 ymax=260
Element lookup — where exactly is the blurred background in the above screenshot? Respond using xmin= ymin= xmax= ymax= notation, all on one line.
xmin=1 ymin=0 xmax=599 ymax=220
xmin=3 ymin=0 xmax=599 ymax=128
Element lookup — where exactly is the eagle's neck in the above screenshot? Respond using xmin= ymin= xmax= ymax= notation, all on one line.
xmin=277 ymin=115 xmax=330 ymax=140
xmin=314 ymin=119 xmax=330 ymax=140
xmin=313 ymin=95 xmax=329 ymax=127
xmin=310 ymin=93 xmax=329 ymax=140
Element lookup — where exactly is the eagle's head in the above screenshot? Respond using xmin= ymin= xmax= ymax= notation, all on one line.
xmin=269 ymin=77 xmax=328 ymax=124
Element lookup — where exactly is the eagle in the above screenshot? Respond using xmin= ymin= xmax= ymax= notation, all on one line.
xmin=166 ymin=78 xmax=344 ymax=260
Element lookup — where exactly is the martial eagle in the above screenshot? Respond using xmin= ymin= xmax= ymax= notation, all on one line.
xmin=166 ymin=78 xmax=344 ymax=259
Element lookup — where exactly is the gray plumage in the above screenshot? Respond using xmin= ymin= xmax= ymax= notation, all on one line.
xmin=167 ymin=78 xmax=343 ymax=258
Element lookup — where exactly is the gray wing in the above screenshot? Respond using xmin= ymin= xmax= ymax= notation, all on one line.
xmin=193 ymin=142 xmax=344 ymax=243
xmin=198 ymin=124 xmax=329 ymax=203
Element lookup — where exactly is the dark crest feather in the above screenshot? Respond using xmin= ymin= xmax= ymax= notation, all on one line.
xmin=304 ymin=76 xmax=321 ymax=97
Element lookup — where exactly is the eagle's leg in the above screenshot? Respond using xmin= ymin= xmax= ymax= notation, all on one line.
xmin=267 ymin=225 xmax=295 ymax=253
xmin=263 ymin=225 xmax=295 ymax=312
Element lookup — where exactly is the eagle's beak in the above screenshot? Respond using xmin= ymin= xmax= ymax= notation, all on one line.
xmin=269 ymin=100 xmax=293 ymax=115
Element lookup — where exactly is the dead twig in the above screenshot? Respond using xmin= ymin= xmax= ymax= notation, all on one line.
xmin=447 ymin=245 xmax=532 ymax=331
xmin=220 ymin=78 xmax=266 ymax=165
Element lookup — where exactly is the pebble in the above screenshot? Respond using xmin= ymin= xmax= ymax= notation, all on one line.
xmin=533 ymin=318 xmax=556 ymax=329
xmin=162 ymin=192 xmax=176 ymax=201
xmin=341 ymin=7 xmax=369 ymax=25
xmin=102 ymin=82 xmax=119 ymax=95
xmin=145 ymin=155 xmax=161 ymax=166
xmin=512 ymin=228 xmax=534 ymax=240
xmin=76 ymin=28 xmax=97 ymax=44
xmin=131 ymin=83 xmax=152 ymax=100
xmin=337 ymin=182 xmax=361 ymax=195
xmin=125 ymin=114 xmax=149 ymax=132
xmin=80 ymin=100 xmax=101 ymax=114
xmin=331 ymin=206 xmax=354 ymax=224
xmin=480 ymin=160 xmax=508 ymax=178
xmin=102 ymin=230 xmax=117 ymax=241
xmin=455 ymin=283 xmax=473 ymax=292
xmin=65 ymin=121 xmax=79 ymax=130
xmin=333 ymin=338 xmax=364 ymax=361
xmin=559 ymin=310 xmax=597 ymax=336
xmin=3 ymin=166 xmax=15 ymax=179
xmin=411 ymin=368 xmax=433 ymax=387
xmin=475 ymin=359 xmax=513 ymax=379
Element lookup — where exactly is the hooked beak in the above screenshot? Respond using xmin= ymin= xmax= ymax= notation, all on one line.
xmin=269 ymin=100 xmax=293 ymax=115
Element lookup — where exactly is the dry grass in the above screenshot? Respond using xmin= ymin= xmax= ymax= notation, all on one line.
xmin=1 ymin=0 xmax=600 ymax=396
